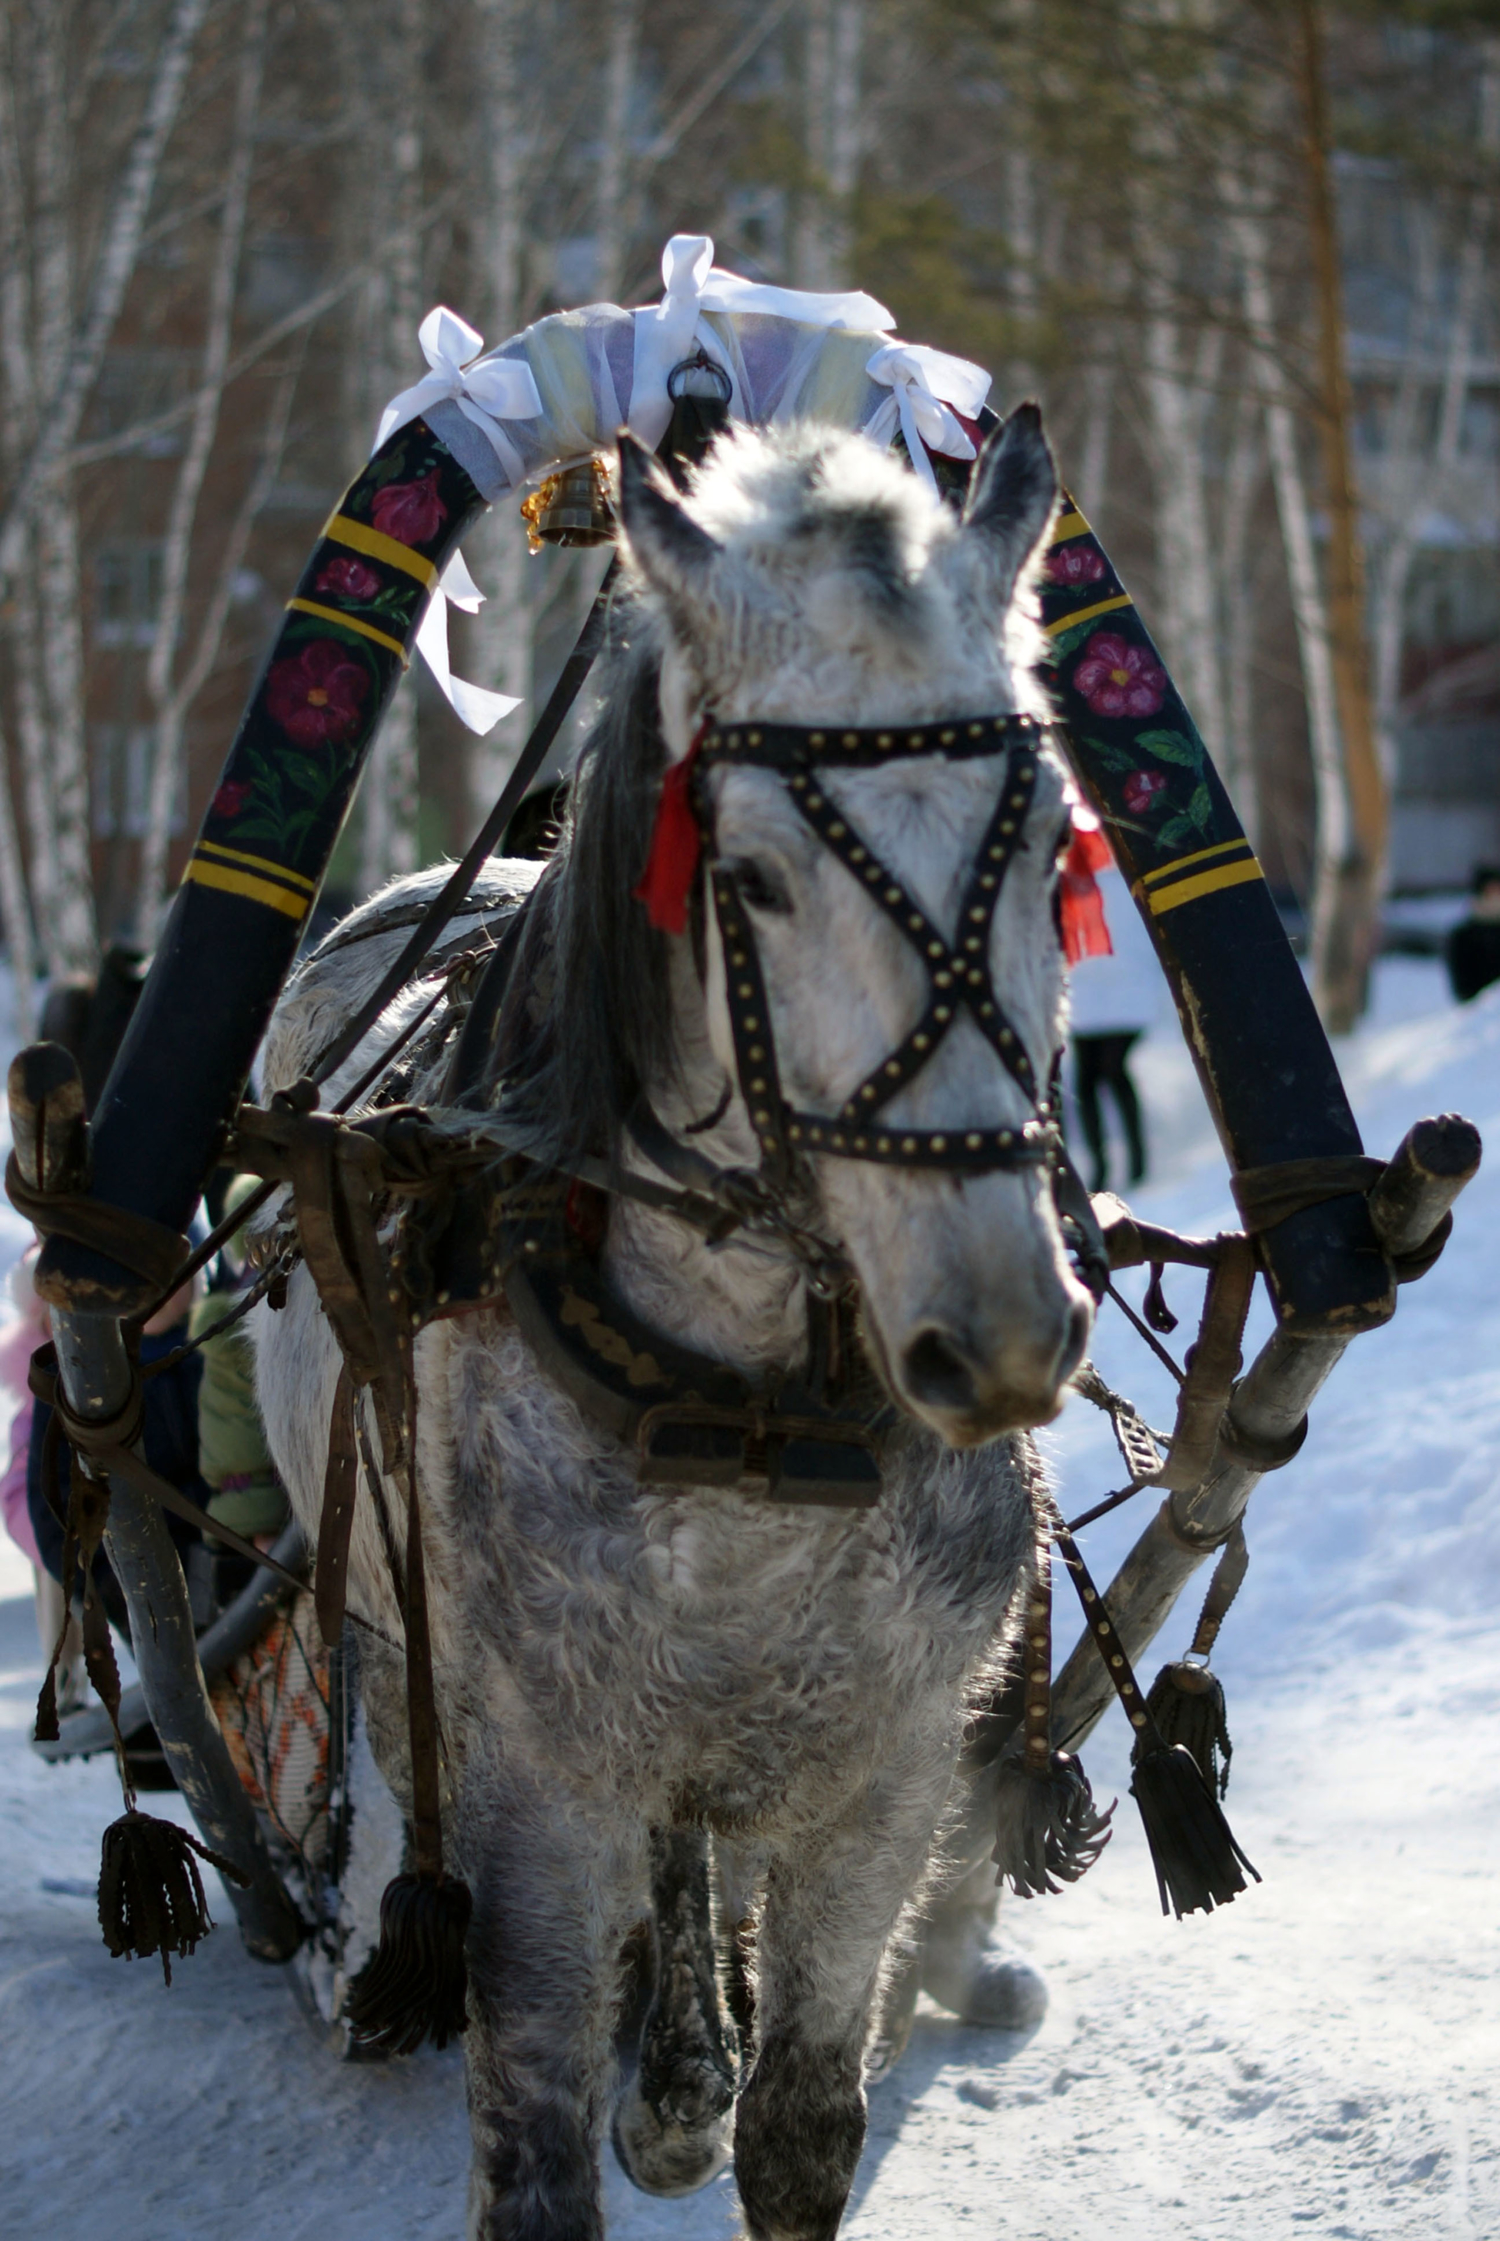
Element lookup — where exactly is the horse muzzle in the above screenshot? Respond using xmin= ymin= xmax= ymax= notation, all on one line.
xmin=892 ymin=1293 xmax=1092 ymax=1446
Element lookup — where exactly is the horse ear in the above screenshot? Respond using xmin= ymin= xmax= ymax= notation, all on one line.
xmin=616 ymin=431 xmax=721 ymax=606
xmin=960 ymin=402 xmax=1059 ymax=605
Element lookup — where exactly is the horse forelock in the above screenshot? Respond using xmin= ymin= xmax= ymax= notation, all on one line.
xmin=497 ymin=610 xmax=678 ymax=1167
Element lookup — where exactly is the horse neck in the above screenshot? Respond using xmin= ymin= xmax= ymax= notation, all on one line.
xmin=603 ymin=943 xmax=810 ymax=1382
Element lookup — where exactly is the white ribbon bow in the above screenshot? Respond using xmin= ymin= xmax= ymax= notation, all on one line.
xmin=376 ymin=304 xmax=542 ymax=474
xmin=628 ymin=233 xmax=895 ymax=449
xmin=376 ymin=307 xmax=541 ymax=735
xmin=864 ymin=341 xmax=992 ymax=491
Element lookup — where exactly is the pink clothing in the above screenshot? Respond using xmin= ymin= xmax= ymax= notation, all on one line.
xmin=0 ymin=1311 xmax=41 ymax=1568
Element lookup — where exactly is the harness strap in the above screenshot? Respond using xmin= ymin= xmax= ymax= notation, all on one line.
xmin=8 ymin=1154 xmax=192 ymax=1300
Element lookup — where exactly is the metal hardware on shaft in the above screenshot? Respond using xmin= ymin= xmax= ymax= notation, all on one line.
xmin=1051 ymin=1115 xmax=1480 ymax=1754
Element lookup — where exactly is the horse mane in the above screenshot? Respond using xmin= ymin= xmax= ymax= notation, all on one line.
xmin=496 ymin=595 xmax=678 ymax=1166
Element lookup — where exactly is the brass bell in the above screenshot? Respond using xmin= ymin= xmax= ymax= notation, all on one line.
xmin=519 ymin=456 xmax=616 ymax=550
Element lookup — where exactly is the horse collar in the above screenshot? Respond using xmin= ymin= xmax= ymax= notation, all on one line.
xmin=695 ymin=712 xmax=1063 ymax=1185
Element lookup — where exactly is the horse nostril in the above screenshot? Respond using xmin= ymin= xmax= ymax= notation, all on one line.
xmin=1058 ymin=1300 xmax=1091 ymax=1384
xmin=901 ymin=1328 xmax=979 ymax=1415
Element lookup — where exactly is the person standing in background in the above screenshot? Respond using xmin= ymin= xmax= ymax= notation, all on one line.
xmin=1068 ymin=857 xmax=1161 ymax=1195
xmin=1444 ymin=866 xmax=1500 ymax=1003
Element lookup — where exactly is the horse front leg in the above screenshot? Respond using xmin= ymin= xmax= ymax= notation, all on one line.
xmin=734 ymin=1765 xmax=950 ymax=2241
xmin=612 ymin=1826 xmax=738 ymax=2196
xmin=459 ymin=1755 xmax=648 ymax=2241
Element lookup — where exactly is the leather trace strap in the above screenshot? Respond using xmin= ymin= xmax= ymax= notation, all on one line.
xmin=7 ymin=1152 xmax=192 ymax=1300
xmin=698 ymin=712 xmax=1062 ymax=1181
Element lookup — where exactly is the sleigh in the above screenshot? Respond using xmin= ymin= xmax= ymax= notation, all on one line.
xmin=11 ymin=237 xmax=1478 ymax=2014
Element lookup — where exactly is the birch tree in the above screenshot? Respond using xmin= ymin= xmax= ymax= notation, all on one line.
xmin=1366 ymin=42 xmax=1499 ymax=803
xmin=359 ymin=0 xmax=425 ymax=895
xmin=469 ymin=0 xmax=534 ymax=828
xmin=136 ymin=0 xmax=271 ymax=942
xmin=1291 ymin=0 xmax=1385 ymax=1029
xmin=0 ymin=0 xmax=209 ymax=589
xmin=796 ymin=0 xmax=865 ymax=292
xmin=28 ymin=1 xmax=98 ymax=976
xmin=1234 ymin=188 xmax=1350 ymax=1004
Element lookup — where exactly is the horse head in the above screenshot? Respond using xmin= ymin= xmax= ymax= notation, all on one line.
xmin=605 ymin=409 xmax=1093 ymax=1447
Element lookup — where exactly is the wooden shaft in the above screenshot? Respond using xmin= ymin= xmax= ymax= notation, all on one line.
xmin=1367 ymin=1113 xmax=1481 ymax=1258
xmin=1051 ymin=1115 xmax=1480 ymax=1753
xmin=49 ymin=1307 xmax=302 ymax=1959
xmin=33 ymin=1517 xmax=305 ymax=1764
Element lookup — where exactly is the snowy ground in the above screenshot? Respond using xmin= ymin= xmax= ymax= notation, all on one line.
xmin=2 ymin=958 xmax=1498 ymax=2240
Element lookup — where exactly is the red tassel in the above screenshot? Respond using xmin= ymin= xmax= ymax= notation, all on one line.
xmin=1060 ymin=816 xmax=1114 ymax=966
xmin=634 ymin=730 xmax=706 ymax=935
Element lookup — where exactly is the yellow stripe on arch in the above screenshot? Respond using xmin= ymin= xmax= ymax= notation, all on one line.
xmin=1048 ymin=509 xmax=1093 ymax=544
xmin=195 ymin=837 xmax=317 ymax=894
xmin=322 ymin=512 xmax=439 ymax=588
xmin=285 ymin=597 xmax=409 ymax=663
xmin=182 ymin=858 xmax=311 ymax=921
xmin=1139 ymin=837 xmax=1251 ymax=889
xmin=1043 ymin=591 xmax=1132 ymax=637
xmin=1146 ymin=855 xmax=1264 ymax=917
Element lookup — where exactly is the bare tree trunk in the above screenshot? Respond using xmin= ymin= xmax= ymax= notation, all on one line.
xmin=0 ymin=0 xmax=38 ymax=1008
xmin=1368 ymin=48 xmax=1497 ymax=819
xmin=795 ymin=0 xmax=864 ymax=291
xmin=471 ymin=0 xmax=532 ymax=831
xmin=360 ymin=0 xmax=424 ymax=896
xmin=32 ymin=3 xmax=95 ymax=976
xmin=0 ymin=0 xmax=210 ymax=586
xmin=136 ymin=0 xmax=269 ymax=943
xmin=0 ymin=709 xmax=35 ymax=1034
xmin=1236 ymin=200 xmax=1349 ymax=978
xmin=1218 ymin=380 xmax=1265 ymax=843
xmin=1294 ymin=0 xmax=1384 ymax=1030
xmin=595 ymin=0 xmax=639 ymax=303
xmin=1138 ymin=271 xmax=1230 ymax=765
xmin=1075 ymin=350 xmax=1113 ymax=520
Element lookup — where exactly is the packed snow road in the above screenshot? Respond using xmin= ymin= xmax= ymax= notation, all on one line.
xmin=2 ymin=960 xmax=1497 ymax=2240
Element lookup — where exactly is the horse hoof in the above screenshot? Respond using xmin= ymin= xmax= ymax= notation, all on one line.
xmin=919 ymin=1939 xmax=1048 ymax=2031
xmin=611 ymin=2075 xmax=734 ymax=2197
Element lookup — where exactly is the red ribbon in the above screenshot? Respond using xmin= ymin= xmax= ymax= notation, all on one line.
xmin=1059 ymin=817 xmax=1114 ymax=966
xmin=634 ymin=726 xmax=707 ymax=935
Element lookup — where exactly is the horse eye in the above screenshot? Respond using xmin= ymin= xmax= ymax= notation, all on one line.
xmin=720 ymin=857 xmax=791 ymax=915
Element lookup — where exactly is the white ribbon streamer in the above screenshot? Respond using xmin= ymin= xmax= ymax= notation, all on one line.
xmin=376 ymin=308 xmax=540 ymax=734
xmin=412 ymin=547 xmax=521 ymax=738
xmin=863 ymin=341 xmax=992 ymax=491
xmin=628 ymin=233 xmax=895 ymax=448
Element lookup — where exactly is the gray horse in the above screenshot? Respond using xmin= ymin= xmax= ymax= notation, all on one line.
xmin=255 ymin=405 xmax=1091 ymax=2240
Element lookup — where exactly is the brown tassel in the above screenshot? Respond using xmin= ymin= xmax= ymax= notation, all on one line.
xmin=992 ymin=1752 xmax=1114 ymax=1897
xmin=345 ymin=1381 xmax=471 ymax=2054
xmin=344 ymin=1872 xmax=472 ymax=2054
xmin=1054 ymin=1514 xmax=1259 ymax=1920
xmin=1138 ymin=1526 xmax=1248 ymax=1799
xmin=1130 ymin=1743 xmax=1258 ymax=1919
xmin=98 ymin=1809 xmax=248 ymax=1984
xmin=992 ymin=1528 xmax=1113 ymax=1897
xmin=1141 ymin=1662 xmax=1233 ymax=1797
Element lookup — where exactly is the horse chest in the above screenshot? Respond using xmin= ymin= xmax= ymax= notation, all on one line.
xmin=441 ymin=1355 xmax=1029 ymax=1793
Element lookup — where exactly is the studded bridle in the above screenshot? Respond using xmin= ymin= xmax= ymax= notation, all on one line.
xmin=694 ymin=710 xmax=1066 ymax=1191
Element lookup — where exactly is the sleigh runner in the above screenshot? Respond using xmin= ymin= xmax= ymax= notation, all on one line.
xmin=9 ymin=237 xmax=1480 ymax=2233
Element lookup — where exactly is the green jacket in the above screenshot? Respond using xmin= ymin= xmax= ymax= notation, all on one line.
xmin=190 ymin=1294 xmax=288 ymax=1542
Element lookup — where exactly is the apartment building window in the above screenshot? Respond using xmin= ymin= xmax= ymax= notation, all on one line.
xmin=94 ymin=542 xmax=163 ymax=649
xmin=91 ymin=725 xmax=185 ymax=839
